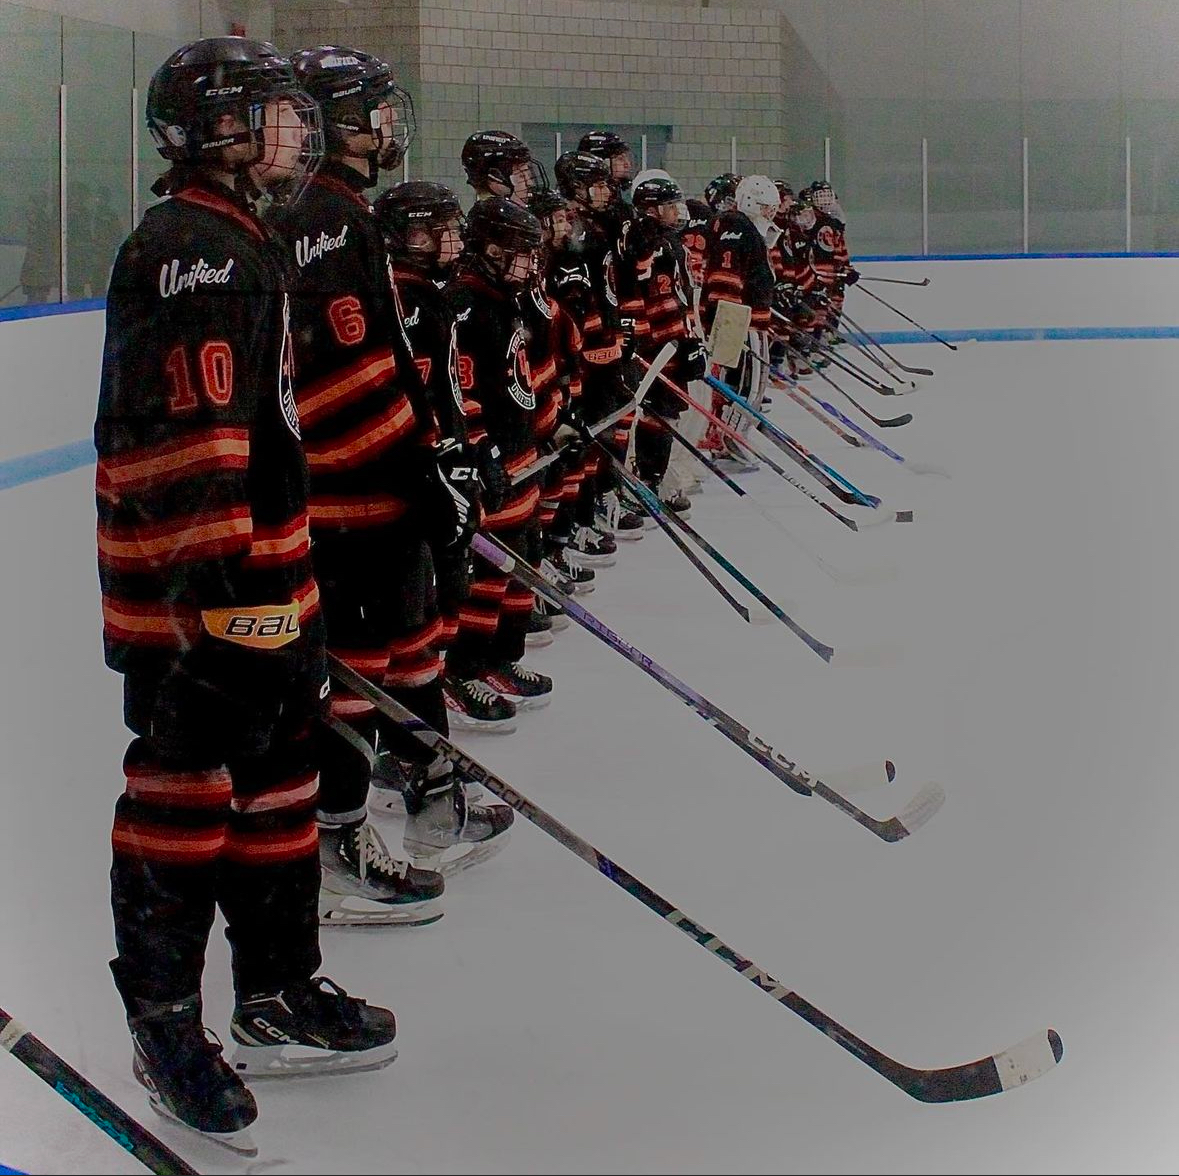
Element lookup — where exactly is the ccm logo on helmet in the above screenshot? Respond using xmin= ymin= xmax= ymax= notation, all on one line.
xmin=204 ymin=86 xmax=244 ymax=96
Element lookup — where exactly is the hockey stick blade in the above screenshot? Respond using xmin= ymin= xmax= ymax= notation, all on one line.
xmin=900 ymin=1028 xmax=1063 ymax=1103
xmin=327 ymin=656 xmax=1061 ymax=1102
xmin=810 ymin=779 xmax=945 ymax=842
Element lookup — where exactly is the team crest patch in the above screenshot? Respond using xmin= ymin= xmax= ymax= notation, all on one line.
xmin=507 ymin=329 xmax=536 ymax=410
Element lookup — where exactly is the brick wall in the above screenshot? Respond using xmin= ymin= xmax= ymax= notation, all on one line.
xmin=274 ymin=0 xmax=790 ymax=203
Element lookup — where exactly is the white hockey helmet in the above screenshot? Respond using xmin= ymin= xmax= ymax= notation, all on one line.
xmin=632 ymin=167 xmax=672 ymax=190
xmin=735 ymin=174 xmax=780 ymax=222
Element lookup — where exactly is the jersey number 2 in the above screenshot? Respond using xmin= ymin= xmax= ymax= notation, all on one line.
xmin=165 ymin=341 xmax=234 ymax=412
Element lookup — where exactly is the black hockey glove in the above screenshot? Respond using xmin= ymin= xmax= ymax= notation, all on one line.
xmin=674 ymin=337 xmax=709 ymax=385
xmin=475 ymin=437 xmax=509 ymax=514
xmin=842 ymin=267 xmax=860 ymax=286
xmin=433 ymin=436 xmax=483 ymax=548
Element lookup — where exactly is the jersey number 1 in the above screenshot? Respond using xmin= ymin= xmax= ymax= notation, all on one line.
xmin=165 ymin=341 xmax=234 ymax=412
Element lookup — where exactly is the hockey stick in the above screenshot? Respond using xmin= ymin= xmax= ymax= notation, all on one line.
xmin=648 ymin=412 xmax=896 ymax=587
xmin=472 ymin=538 xmax=935 ymax=834
xmin=0 ymin=1006 xmax=199 ymax=1175
xmin=704 ymin=373 xmax=882 ymax=508
xmin=776 ymin=345 xmax=914 ymax=429
xmin=331 ymin=654 xmax=1056 ymax=1102
xmin=513 ymin=342 xmax=676 ymax=484
xmin=856 ymin=285 xmax=959 ymax=350
xmin=601 ymin=445 xmax=832 ymax=661
xmin=768 ymin=370 xmax=950 ymax=478
xmin=773 ymin=311 xmax=905 ymax=397
xmin=613 ymin=455 xmax=765 ymax=626
xmin=858 ymin=274 xmax=931 ymax=287
xmin=837 ymin=305 xmax=934 ymax=377
xmin=636 ymin=359 xmax=873 ymax=532
xmin=744 ymin=342 xmax=914 ymax=428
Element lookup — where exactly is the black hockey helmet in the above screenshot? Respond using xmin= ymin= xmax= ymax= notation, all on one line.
xmin=463 ymin=196 xmax=543 ymax=286
xmin=578 ymin=130 xmax=635 ymax=191
xmin=631 ymin=176 xmax=685 ymax=213
xmin=704 ymin=172 xmax=741 ymax=211
xmin=527 ymin=188 xmax=578 ymax=248
xmin=146 ymin=37 xmax=323 ymax=200
xmin=289 ymin=46 xmax=414 ymax=181
xmin=374 ymin=180 xmax=465 ymax=267
xmin=461 ymin=131 xmax=548 ymax=202
xmin=554 ymin=150 xmax=612 ymax=209
xmin=684 ymin=198 xmax=711 ymax=227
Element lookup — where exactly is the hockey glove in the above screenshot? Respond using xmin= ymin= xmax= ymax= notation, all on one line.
xmin=675 ymin=337 xmax=709 ymax=384
xmin=434 ymin=436 xmax=483 ymax=548
xmin=475 ymin=437 xmax=509 ymax=514
xmin=842 ymin=267 xmax=860 ymax=286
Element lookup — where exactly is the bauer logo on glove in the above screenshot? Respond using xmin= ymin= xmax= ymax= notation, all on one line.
xmin=201 ymin=602 xmax=301 ymax=650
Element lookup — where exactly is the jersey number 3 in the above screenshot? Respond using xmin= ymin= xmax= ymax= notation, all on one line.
xmin=165 ymin=341 xmax=234 ymax=412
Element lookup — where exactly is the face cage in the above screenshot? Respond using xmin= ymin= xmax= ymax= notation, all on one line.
xmin=811 ymin=187 xmax=835 ymax=211
xmin=609 ymin=149 xmax=635 ymax=190
xmin=490 ymin=158 xmax=549 ymax=205
xmin=190 ymin=89 xmax=324 ymax=205
xmin=793 ymin=207 xmax=816 ymax=231
xmin=369 ymin=81 xmax=416 ymax=170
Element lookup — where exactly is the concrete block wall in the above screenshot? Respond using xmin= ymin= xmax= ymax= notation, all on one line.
xmin=273 ymin=0 xmax=790 ymax=204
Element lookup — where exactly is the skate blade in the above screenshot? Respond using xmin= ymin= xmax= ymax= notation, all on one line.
xmin=612 ymin=529 xmax=645 ymax=541
xmin=148 ymin=1097 xmax=258 ymax=1157
xmin=445 ymin=713 xmax=519 ymax=735
xmin=318 ymin=892 xmax=444 ymax=928
xmin=405 ymin=831 xmax=510 ymax=878
xmin=496 ymin=693 xmax=551 ymax=711
xmin=525 ymin=631 xmax=555 ymax=648
xmin=565 ymin=549 xmax=618 ymax=568
xmin=232 ymin=1040 xmax=398 ymax=1080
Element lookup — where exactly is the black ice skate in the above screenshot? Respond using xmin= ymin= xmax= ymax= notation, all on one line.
xmin=371 ymin=749 xmax=486 ymax=813
xmin=128 ymin=994 xmax=258 ymax=1156
xmin=230 ymin=976 xmax=397 ymax=1078
xmin=480 ymin=661 xmax=553 ymax=710
xmin=318 ymin=821 xmax=444 ymax=927
xmin=402 ymin=776 xmax=513 ymax=876
xmin=596 ymin=490 xmax=645 ymax=540
xmin=541 ymin=548 xmax=595 ymax=594
xmin=565 ymin=524 xmax=618 ymax=567
xmin=443 ymin=674 xmax=519 ymax=734
xmin=533 ymin=591 xmax=570 ymax=631
xmin=525 ymin=606 xmax=555 ymax=647
xmin=660 ymin=488 xmax=692 ymax=518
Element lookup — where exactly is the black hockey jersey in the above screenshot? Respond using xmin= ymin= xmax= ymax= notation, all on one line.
xmin=268 ymin=164 xmax=428 ymax=539
xmin=96 ymin=181 xmax=319 ymax=677
xmin=701 ymin=209 xmax=774 ymax=333
xmin=445 ymin=266 xmax=540 ymax=529
xmin=391 ymin=263 xmax=467 ymax=447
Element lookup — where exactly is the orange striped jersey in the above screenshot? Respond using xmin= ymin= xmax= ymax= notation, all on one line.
xmin=445 ymin=265 xmax=540 ymax=476
xmin=773 ymin=231 xmax=816 ymax=295
xmin=516 ymin=277 xmax=563 ymax=444
xmin=631 ymin=222 xmax=695 ymax=356
xmin=95 ymin=181 xmax=318 ymax=676
xmin=268 ymin=164 xmax=428 ymax=538
xmin=809 ymin=212 xmax=850 ymax=289
xmin=701 ymin=209 xmax=775 ymax=333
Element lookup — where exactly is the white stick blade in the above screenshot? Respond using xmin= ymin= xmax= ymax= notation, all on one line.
xmin=897 ymin=781 xmax=945 ymax=835
xmin=994 ymin=1029 xmax=1065 ymax=1091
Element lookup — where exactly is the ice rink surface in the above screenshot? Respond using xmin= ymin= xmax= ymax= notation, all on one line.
xmin=3 ymin=332 xmax=1179 ymax=1173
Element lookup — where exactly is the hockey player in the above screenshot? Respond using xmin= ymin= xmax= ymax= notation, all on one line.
xmin=578 ymin=129 xmax=636 ymax=194
xmin=700 ymin=173 xmax=776 ymax=466
xmin=552 ymin=150 xmax=646 ymax=539
xmin=369 ymin=181 xmax=519 ymax=730
xmin=277 ymin=46 xmax=510 ymax=900
xmin=703 ymin=172 xmax=741 ymax=215
xmin=626 ymin=175 xmax=708 ymax=512
xmin=445 ymin=197 xmax=555 ymax=709
xmin=807 ymin=179 xmax=857 ymax=341
xmin=96 ymin=37 xmax=398 ymax=1152
xmin=461 ymin=130 xmax=548 ymax=207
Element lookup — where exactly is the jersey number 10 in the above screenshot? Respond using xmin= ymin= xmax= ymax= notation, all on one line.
xmin=165 ymin=341 xmax=234 ymax=412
